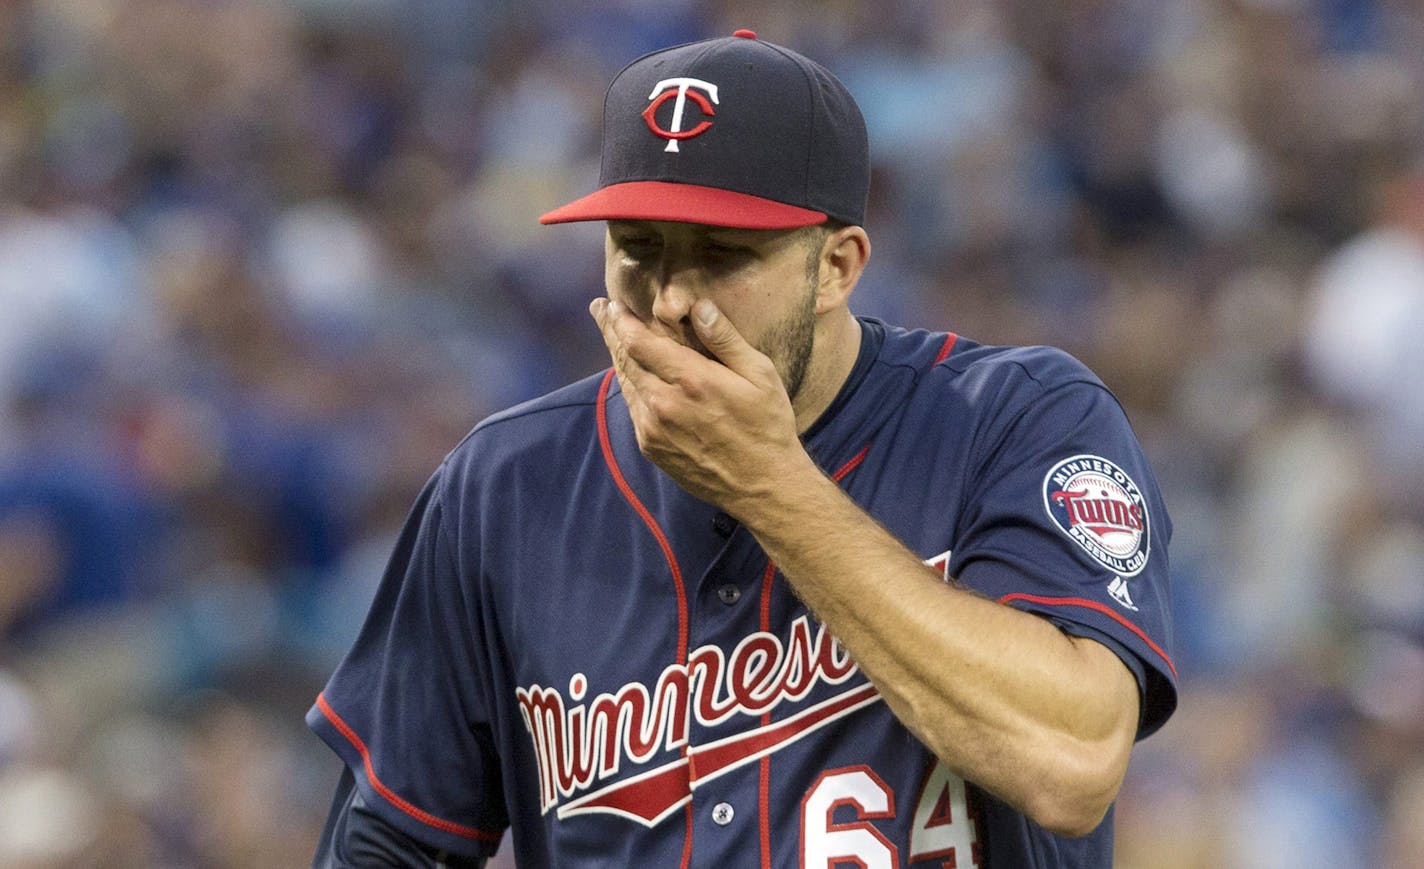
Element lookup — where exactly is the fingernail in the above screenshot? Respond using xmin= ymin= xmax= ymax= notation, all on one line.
xmin=693 ymin=299 xmax=717 ymax=328
xmin=589 ymin=298 xmax=606 ymax=319
xmin=608 ymin=299 xmax=627 ymax=317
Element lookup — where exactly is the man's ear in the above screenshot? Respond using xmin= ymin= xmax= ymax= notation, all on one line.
xmin=815 ymin=225 xmax=871 ymax=314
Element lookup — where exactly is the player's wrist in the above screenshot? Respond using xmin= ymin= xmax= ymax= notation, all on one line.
xmin=722 ymin=447 xmax=840 ymax=529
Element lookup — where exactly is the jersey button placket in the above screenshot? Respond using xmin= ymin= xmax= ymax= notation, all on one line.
xmin=712 ymin=512 xmax=737 ymax=537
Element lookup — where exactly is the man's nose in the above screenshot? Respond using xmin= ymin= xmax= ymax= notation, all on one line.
xmin=649 ymin=261 xmax=699 ymax=331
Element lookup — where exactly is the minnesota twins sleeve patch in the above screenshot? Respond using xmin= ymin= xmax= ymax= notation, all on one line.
xmin=1042 ymin=454 xmax=1150 ymax=577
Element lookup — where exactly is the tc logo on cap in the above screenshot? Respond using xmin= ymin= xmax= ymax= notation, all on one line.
xmin=642 ymin=77 xmax=719 ymax=153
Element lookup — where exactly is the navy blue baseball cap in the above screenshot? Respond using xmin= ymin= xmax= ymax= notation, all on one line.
xmin=539 ymin=30 xmax=869 ymax=229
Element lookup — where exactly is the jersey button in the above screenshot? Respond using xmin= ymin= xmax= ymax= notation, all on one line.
xmin=716 ymin=584 xmax=741 ymax=605
xmin=712 ymin=513 xmax=737 ymax=537
xmin=711 ymin=802 xmax=735 ymax=826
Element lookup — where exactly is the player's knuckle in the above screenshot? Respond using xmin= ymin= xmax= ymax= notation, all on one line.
xmin=620 ymin=330 xmax=651 ymax=361
xmin=748 ymin=355 xmax=777 ymax=381
xmin=677 ymin=372 xmax=707 ymax=400
xmin=629 ymin=396 xmax=659 ymax=436
xmin=643 ymin=390 xmax=679 ymax=427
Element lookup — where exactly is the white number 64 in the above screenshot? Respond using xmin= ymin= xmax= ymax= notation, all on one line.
xmin=800 ymin=761 xmax=980 ymax=868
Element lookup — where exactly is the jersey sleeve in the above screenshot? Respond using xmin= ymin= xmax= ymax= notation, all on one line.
xmin=307 ymin=465 xmax=508 ymax=858
xmin=949 ymin=375 xmax=1178 ymax=737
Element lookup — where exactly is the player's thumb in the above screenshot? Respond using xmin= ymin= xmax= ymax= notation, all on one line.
xmin=692 ymin=299 xmax=760 ymax=373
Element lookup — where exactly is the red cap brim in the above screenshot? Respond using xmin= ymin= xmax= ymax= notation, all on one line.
xmin=539 ymin=181 xmax=827 ymax=229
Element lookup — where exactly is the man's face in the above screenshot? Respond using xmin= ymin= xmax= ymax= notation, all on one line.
xmin=604 ymin=220 xmax=822 ymax=400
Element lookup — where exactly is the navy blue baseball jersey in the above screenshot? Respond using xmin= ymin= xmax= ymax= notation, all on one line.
xmin=308 ymin=317 xmax=1177 ymax=867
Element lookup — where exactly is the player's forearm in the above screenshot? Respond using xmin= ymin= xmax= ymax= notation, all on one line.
xmin=728 ymin=458 xmax=1138 ymax=836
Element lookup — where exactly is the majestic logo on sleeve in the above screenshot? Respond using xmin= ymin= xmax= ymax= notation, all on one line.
xmin=1043 ymin=454 xmax=1150 ymax=577
xmin=643 ymin=77 xmax=719 ymax=153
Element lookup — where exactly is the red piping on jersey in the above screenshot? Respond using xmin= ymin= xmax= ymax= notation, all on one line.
xmin=757 ymin=559 xmax=776 ymax=869
xmin=679 ymin=809 xmax=694 ymax=869
xmin=996 ymin=593 xmax=1178 ymax=680
xmin=314 ymin=693 xmax=502 ymax=843
xmin=596 ymin=369 xmax=690 ymax=665
xmin=933 ymin=332 xmax=959 ymax=366
xmin=755 ymin=447 xmax=868 ymax=869
xmin=831 ymin=444 xmax=872 ymax=482
xmin=596 ymin=369 xmax=695 ymax=869
xmin=598 ymin=369 xmax=875 ymax=867
xmin=758 ymin=560 xmax=777 ymax=635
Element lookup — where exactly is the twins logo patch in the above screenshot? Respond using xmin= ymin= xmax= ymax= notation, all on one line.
xmin=1043 ymin=455 xmax=1150 ymax=577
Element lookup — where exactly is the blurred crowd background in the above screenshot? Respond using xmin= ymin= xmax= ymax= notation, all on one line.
xmin=1 ymin=0 xmax=1422 ymax=866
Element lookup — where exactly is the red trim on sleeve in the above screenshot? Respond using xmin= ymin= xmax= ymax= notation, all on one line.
xmin=996 ymin=593 xmax=1177 ymax=680
xmin=314 ymin=693 xmax=502 ymax=843
xmin=597 ymin=369 xmax=690 ymax=665
xmin=932 ymin=332 xmax=959 ymax=366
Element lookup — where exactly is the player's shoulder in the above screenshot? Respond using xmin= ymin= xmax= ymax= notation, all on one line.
xmin=865 ymin=323 xmax=1132 ymax=457
xmin=440 ymin=368 xmax=609 ymax=479
xmin=941 ymin=336 xmax=1103 ymax=393
xmin=471 ymin=369 xmax=608 ymax=434
xmin=874 ymin=320 xmax=1107 ymax=399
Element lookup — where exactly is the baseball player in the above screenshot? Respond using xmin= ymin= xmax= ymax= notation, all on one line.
xmin=310 ymin=31 xmax=1176 ymax=868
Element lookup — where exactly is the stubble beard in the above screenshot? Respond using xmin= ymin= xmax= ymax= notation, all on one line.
xmin=761 ymin=272 xmax=819 ymax=404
